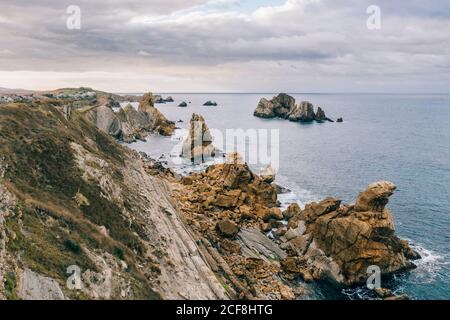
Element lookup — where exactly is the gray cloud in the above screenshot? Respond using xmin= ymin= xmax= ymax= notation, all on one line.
xmin=0 ymin=0 xmax=450 ymax=92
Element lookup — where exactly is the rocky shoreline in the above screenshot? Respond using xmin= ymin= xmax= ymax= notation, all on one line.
xmin=0 ymin=89 xmax=421 ymax=300
xmin=146 ymin=150 xmax=420 ymax=300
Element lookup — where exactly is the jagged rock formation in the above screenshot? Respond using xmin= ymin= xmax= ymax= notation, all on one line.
xmin=0 ymin=102 xmax=226 ymax=300
xmin=181 ymin=114 xmax=216 ymax=163
xmin=254 ymin=93 xmax=337 ymax=123
xmin=170 ymin=153 xmax=297 ymax=299
xmin=288 ymin=101 xmax=316 ymax=122
xmin=85 ymin=92 xmax=175 ymax=142
xmin=283 ymin=181 xmax=421 ymax=285
xmin=253 ymin=93 xmax=295 ymax=119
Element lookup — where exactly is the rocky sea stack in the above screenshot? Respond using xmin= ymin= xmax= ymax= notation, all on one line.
xmin=181 ymin=113 xmax=217 ymax=163
xmin=254 ymin=93 xmax=337 ymax=123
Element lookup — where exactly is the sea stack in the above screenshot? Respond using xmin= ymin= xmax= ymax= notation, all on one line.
xmin=254 ymin=93 xmax=336 ymax=123
xmin=181 ymin=113 xmax=216 ymax=163
xmin=283 ymin=181 xmax=421 ymax=285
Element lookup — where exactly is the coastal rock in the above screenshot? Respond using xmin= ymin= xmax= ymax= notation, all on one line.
xmin=254 ymin=93 xmax=296 ymax=119
xmin=87 ymin=92 xmax=175 ymax=141
xmin=216 ymin=219 xmax=239 ymax=238
xmin=354 ymin=181 xmax=396 ymax=213
xmin=285 ymin=182 xmax=420 ymax=286
xmin=337 ymin=117 xmax=343 ymax=123
xmin=203 ymin=101 xmax=218 ymax=106
xmin=315 ymin=107 xmax=334 ymax=122
xmin=283 ymin=203 xmax=301 ymax=219
xmin=253 ymin=98 xmax=276 ymax=118
xmin=178 ymin=101 xmax=188 ymax=107
xmin=181 ymin=113 xmax=216 ymax=163
xmin=254 ymin=94 xmax=336 ymax=124
xmin=259 ymin=165 xmax=276 ymax=183
xmin=288 ymin=101 xmax=316 ymax=122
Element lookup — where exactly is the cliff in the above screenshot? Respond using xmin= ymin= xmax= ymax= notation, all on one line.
xmin=0 ymin=102 xmax=225 ymax=300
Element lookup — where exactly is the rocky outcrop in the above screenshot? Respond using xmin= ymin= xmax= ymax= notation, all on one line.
xmin=283 ymin=181 xmax=420 ymax=286
xmin=181 ymin=113 xmax=216 ymax=163
xmin=203 ymin=101 xmax=218 ymax=106
xmin=178 ymin=101 xmax=188 ymax=107
xmin=86 ymin=92 xmax=175 ymax=142
xmin=0 ymin=102 xmax=227 ymax=300
xmin=170 ymin=155 xmax=296 ymax=299
xmin=288 ymin=101 xmax=316 ymax=122
xmin=315 ymin=107 xmax=334 ymax=122
xmin=259 ymin=165 xmax=276 ymax=184
xmin=18 ymin=269 xmax=65 ymax=300
xmin=254 ymin=93 xmax=337 ymax=123
xmin=153 ymin=95 xmax=174 ymax=104
xmin=254 ymin=93 xmax=296 ymax=119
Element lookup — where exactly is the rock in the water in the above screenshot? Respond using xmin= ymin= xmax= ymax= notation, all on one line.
xmin=254 ymin=98 xmax=275 ymax=118
xmin=337 ymin=117 xmax=343 ymax=123
xmin=315 ymin=107 xmax=334 ymax=122
xmin=254 ymin=94 xmax=336 ymax=125
xmin=254 ymin=93 xmax=296 ymax=119
xmin=284 ymin=181 xmax=420 ymax=286
xmin=216 ymin=219 xmax=239 ymax=238
xmin=178 ymin=101 xmax=188 ymax=107
xmin=203 ymin=101 xmax=218 ymax=106
xmin=181 ymin=113 xmax=216 ymax=163
xmin=288 ymin=101 xmax=316 ymax=122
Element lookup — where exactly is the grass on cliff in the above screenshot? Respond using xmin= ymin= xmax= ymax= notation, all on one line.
xmin=0 ymin=102 xmax=159 ymax=299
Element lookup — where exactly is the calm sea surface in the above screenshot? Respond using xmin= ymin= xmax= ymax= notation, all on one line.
xmin=126 ymin=93 xmax=450 ymax=300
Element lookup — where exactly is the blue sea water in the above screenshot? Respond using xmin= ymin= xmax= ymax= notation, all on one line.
xmin=126 ymin=93 xmax=450 ymax=300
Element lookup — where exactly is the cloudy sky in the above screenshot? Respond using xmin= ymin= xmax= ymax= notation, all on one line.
xmin=0 ymin=0 xmax=449 ymax=92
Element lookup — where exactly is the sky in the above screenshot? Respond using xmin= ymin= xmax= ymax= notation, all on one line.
xmin=0 ymin=0 xmax=450 ymax=93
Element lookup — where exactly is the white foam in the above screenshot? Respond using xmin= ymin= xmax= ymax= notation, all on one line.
xmin=408 ymin=243 xmax=449 ymax=284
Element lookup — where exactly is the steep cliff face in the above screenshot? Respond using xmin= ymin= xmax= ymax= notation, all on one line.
xmin=0 ymin=102 xmax=226 ymax=300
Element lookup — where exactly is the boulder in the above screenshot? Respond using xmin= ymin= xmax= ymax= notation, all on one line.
xmin=203 ymin=101 xmax=218 ymax=106
xmin=216 ymin=219 xmax=239 ymax=238
xmin=283 ymin=203 xmax=301 ymax=219
xmin=337 ymin=117 xmax=343 ymax=123
xmin=178 ymin=101 xmax=188 ymax=107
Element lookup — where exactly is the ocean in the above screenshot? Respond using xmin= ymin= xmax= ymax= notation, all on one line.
xmin=126 ymin=93 xmax=450 ymax=300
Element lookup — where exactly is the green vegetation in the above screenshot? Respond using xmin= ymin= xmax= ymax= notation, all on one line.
xmin=64 ymin=239 xmax=82 ymax=254
xmin=4 ymin=272 xmax=17 ymax=300
xmin=113 ymin=247 xmax=125 ymax=260
xmin=0 ymin=102 xmax=160 ymax=299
